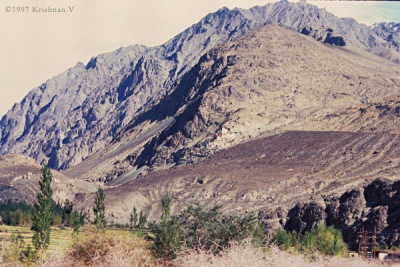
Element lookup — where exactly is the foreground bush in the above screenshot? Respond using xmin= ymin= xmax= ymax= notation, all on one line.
xmin=149 ymin=195 xmax=263 ymax=260
xmin=177 ymin=201 xmax=264 ymax=252
xmin=46 ymin=230 xmax=155 ymax=267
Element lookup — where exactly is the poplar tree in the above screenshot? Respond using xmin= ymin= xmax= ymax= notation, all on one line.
xmin=32 ymin=163 xmax=53 ymax=254
xmin=93 ymin=186 xmax=107 ymax=230
xmin=72 ymin=210 xmax=81 ymax=234
xmin=129 ymin=206 xmax=138 ymax=231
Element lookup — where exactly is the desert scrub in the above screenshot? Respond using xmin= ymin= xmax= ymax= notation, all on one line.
xmin=175 ymin=241 xmax=385 ymax=267
xmin=59 ymin=229 xmax=155 ymax=267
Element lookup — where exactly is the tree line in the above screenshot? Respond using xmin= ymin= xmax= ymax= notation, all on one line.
xmin=0 ymin=200 xmax=84 ymax=227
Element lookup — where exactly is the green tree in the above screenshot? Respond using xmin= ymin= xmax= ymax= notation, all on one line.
xmin=72 ymin=210 xmax=81 ymax=235
xmin=52 ymin=214 xmax=62 ymax=226
xmin=31 ymin=163 xmax=54 ymax=255
xmin=313 ymin=224 xmax=348 ymax=256
xmin=150 ymin=193 xmax=183 ymax=260
xmin=138 ymin=210 xmax=147 ymax=230
xmin=273 ymin=224 xmax=348 ymax=256
xmin=129 ymin=206 xmax=138 ymax=231
xmin=93 ymin=186 xmax=107 ymax=230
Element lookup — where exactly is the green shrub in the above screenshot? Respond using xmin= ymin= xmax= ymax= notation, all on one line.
xmin=149 ymin=194 xmax=183 ymax=261
xmin=274 ymin=229 xmax=292 ymax=250
xmin=313 ymin=224 xmax=347 ymax=256
xmin=0 ymin=201 xmax=34 ymax=226
xmin=177 ymin=201 xmax=259 ymax=254
xmin=273 ymin=224 xmax=348 ymax=256
xmin=150 ymin=196 xmax=264 ymax=260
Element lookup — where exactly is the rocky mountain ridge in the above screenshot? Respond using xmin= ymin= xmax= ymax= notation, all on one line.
xmin=90 ymin=23 xmax=399 ymax=183
xmin=1 ymin=0 xmax=400 ymax=171
xmin=373 ymin=22 xmax=400 ymax=49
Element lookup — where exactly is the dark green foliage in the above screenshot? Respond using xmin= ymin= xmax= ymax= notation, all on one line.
xmin=93 ymin=186 xmax=107 ymax=230
xmin=129 ymin=206 xmax=138 ymax=231
xmin=72 ymin=210 xmax=81 ymax=234
xmin=32 ymin=163 xmax=53 ymax=253
xmin=273 ymin=224 xmax=348 ymax=256
xmin=54 ymin=200 xmax=73 ymax=226
xmin=149 ymin=194 xmax=183 ymax=260
xmin=138 ymin=210 xmax=147 ymax=230
xmin=274 ymin=229 xmax=293 ymax=250
xmin=71 ymin=208 xmax=86 ymax=227
xmin=150 ymin=196 xmax=264 ymax=260
xmin=128 ymin=206 xmax=147 ymax=236
xmin=22 ymin=244 xmax=36 ymax=263
xmin=0 ymin=201 xmax=34 ymax=226
xmin=0 ymin=200 xmax=75 ymax=227
xmin=112 ymin=223 xmax=130 ymax=229
xmin=177 ymin=201 xmax=259 ymax=253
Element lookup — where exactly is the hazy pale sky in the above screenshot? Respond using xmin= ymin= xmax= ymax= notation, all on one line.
xmin=0 ymin=0 xmax=399 ymax=117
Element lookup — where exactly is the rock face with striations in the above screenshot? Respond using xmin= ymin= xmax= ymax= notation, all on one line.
xmin=1 ymin=0 xmax=400 ymax=171
xmin=373 ymin=22 xmax=400 ymax=49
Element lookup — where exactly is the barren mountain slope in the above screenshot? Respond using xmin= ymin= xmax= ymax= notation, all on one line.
xmin=0 ymin=8 xmax=257 ymax=170
xmin=98 ymin=131 xmax=400 ymax=223
xmin=0 ymin=154 xmax=95 ymax=205
xmin=1 ymin=0 xmax=399 ymax=171
xmin=78 ymin=23 xmax=400 ymax=184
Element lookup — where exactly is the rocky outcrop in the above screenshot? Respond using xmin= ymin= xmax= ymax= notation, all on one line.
xmin=371 ymin=22 xmax=400 ymax=63
xmin=259 ymin=178 xmax=400 ymax=249
xmin=373 ymin=22 xmax=400 ymax=50
xmin=301 ymin=26 xmax=346 ymax=46
xmin=285 ymin=202 xmax=326 ymax=234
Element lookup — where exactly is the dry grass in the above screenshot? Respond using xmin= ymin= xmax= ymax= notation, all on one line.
xmin=46 ymin=229 xmax=156 ymax=267
xmin=175 ymin=241 xmax=391 ymax=267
